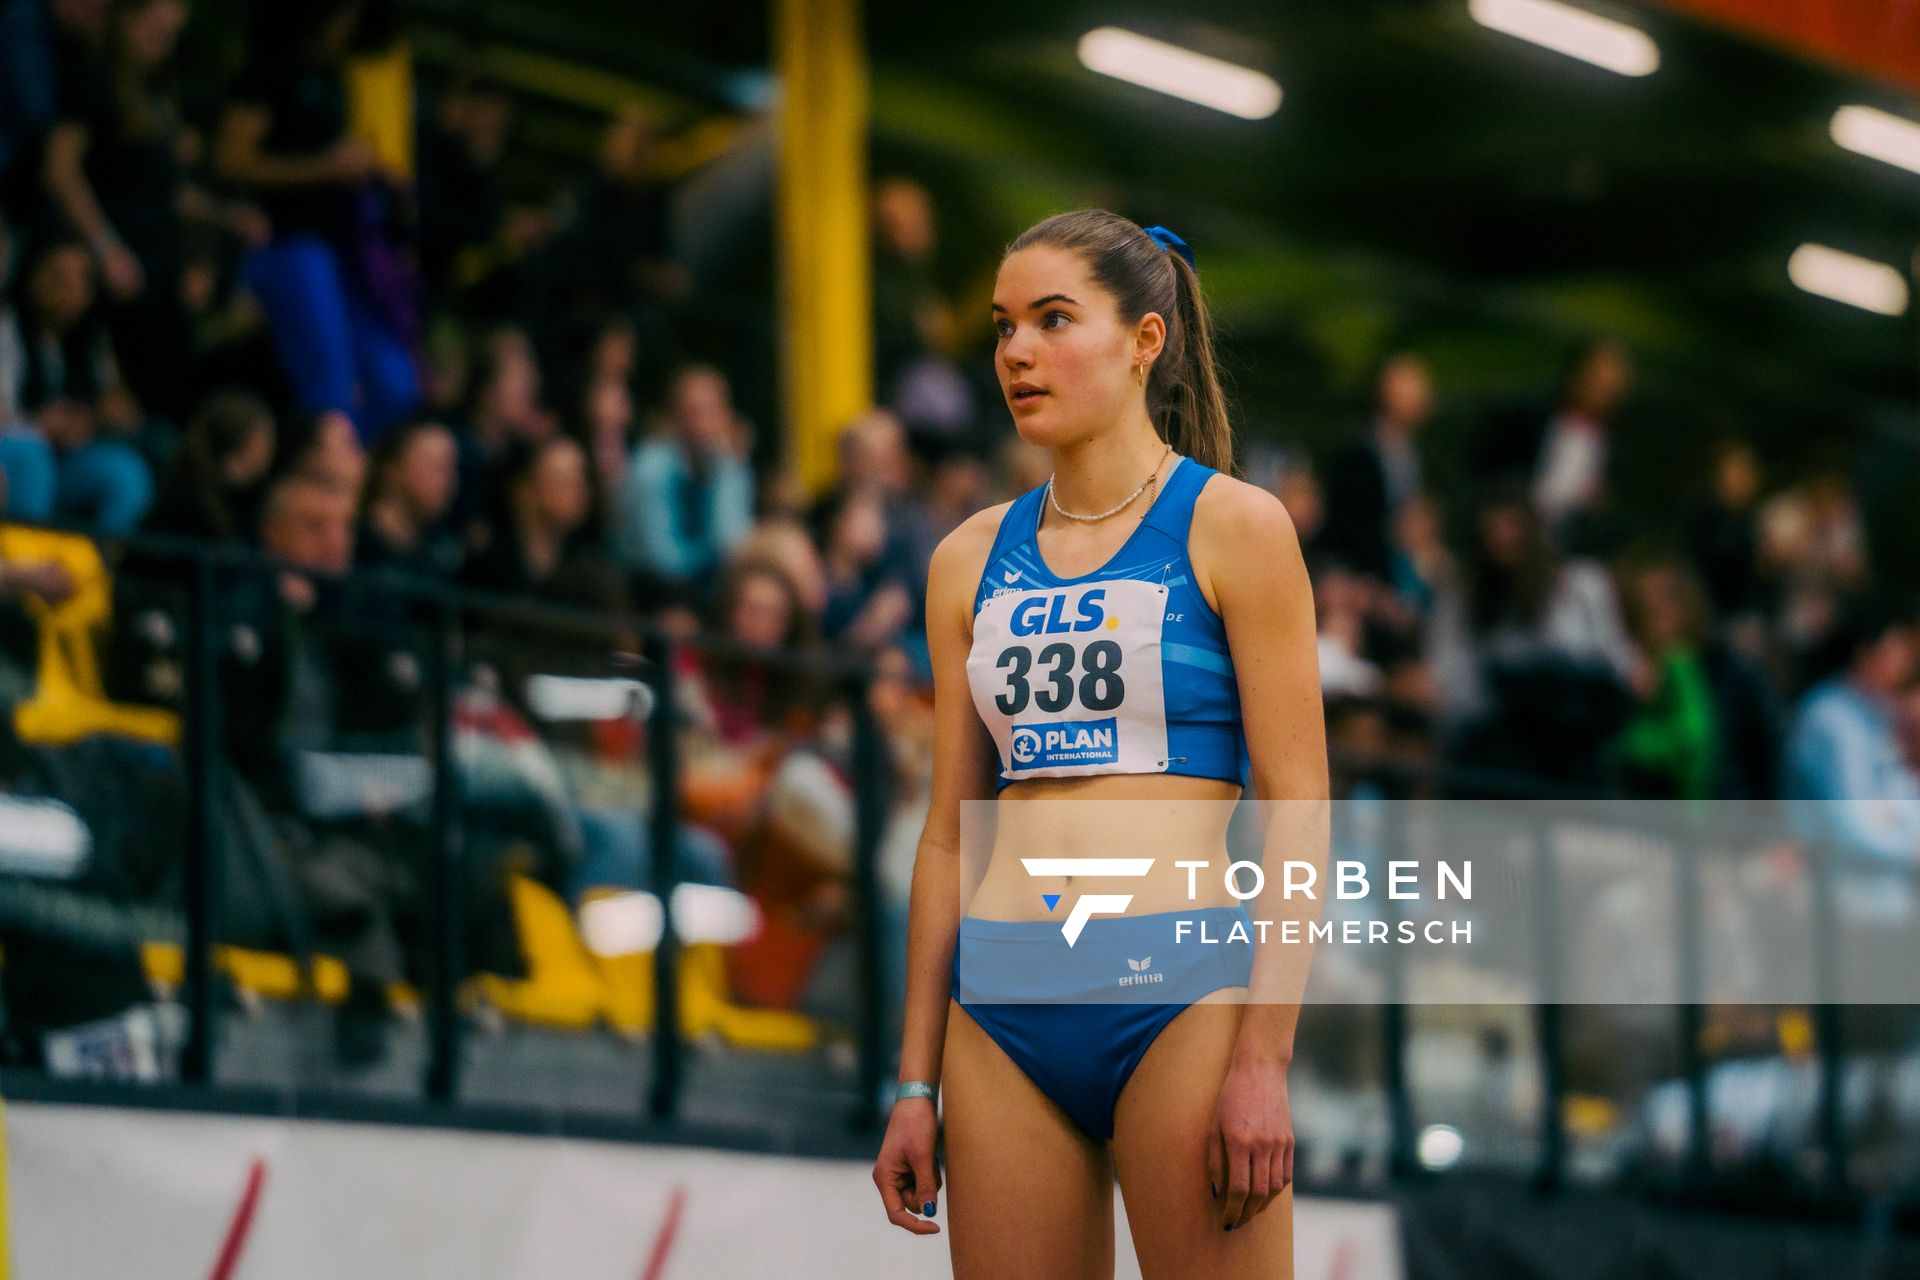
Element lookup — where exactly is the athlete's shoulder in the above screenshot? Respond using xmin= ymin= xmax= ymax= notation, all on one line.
xmin=927 ymin=498 xmax=1021 ymax=602
xmin=1182 ymin=472 xmax=1298 ymax=617
xmin=938 ymin=498 xmax=1021 ymax=563
xmin=1190 ymin=469 xmax=1299 ymax=550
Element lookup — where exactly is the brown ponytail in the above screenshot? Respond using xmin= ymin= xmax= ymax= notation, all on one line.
xmin=1005 ymin=209 xmax=1235 ymax=475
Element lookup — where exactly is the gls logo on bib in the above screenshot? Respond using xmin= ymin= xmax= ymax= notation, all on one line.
xmin=1008 ymin=588 xmax=1109 ymax=636
xmin=1011 ymin=717 xmax=1120 ymax=768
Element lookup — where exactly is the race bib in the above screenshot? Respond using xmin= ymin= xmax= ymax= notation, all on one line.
xmin=967 ymin=579 xmax=1170 ymax=780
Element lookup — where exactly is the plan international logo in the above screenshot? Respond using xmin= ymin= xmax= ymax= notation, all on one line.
xmin=1021 ymin=857 xmax=1155 ymax=946
xmin=1010 ymin=718 xmax=1119 ymax=768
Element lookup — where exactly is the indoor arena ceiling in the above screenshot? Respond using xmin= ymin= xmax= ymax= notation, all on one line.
xmin=401 ymin=0 xmax=1919 ymax=449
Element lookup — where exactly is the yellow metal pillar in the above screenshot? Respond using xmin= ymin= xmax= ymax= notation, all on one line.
xmin=345 ymin=39 xmax=416 ymax=181
xmin=775 ymin=0 xmax=872 ymax=496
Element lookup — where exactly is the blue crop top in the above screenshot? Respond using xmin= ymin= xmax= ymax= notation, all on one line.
xmin=964 ymin=454 xmax=1250 ymax=793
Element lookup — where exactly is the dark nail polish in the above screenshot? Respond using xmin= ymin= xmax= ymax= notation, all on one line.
xmin=923 ymin=1201 xmax=937 ymax=1217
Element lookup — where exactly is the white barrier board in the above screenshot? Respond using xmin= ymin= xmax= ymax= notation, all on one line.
xmin=2 ymin=1101 xmax=1402 ymax=1279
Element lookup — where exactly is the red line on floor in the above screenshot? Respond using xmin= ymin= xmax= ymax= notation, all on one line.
xmin=206 ymin=1157 xmax=267 ymax=1280
xmin=637 ymin=1184 xmax=689 ymax=1280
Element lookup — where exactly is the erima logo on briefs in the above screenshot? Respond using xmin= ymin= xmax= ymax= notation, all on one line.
xmin=1009 ymin=589 xmax=1107 ymax=636
xmin=1120 ymin=957 xmax=1162 ymax=987
xmin=1011 ymin=718 xmax=1118 ymax=768
xmin=1021 ymin=857 xmax=1155 ymax=946
xmin=1003 ymin=568 xmax=1021 ymax=583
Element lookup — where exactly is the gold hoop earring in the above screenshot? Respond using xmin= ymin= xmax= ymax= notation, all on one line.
xmin=1134 ymin=362 xmax=1147 ymax=385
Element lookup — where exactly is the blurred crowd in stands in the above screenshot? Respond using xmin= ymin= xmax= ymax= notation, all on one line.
xmin=0 ymin=0 xmax=1916 ymax=1079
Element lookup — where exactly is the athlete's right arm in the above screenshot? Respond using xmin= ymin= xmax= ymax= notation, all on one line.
xmin=894 ymin=502 xmax=1005 ymax=1089
xmin=874 ymin=503 xmax=1004 ymax=1236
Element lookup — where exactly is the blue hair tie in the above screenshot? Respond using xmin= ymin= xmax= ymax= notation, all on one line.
xmin=1142 ymin=224 xmax=1196 ymax=270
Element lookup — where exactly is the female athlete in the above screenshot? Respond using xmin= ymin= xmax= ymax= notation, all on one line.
xmin=872 ymin=208 xmax=1328 ymax=1279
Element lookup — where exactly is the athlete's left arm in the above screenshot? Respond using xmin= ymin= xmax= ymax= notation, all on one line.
xmin=1190 ymin=475 xmax=1330 ymax=1062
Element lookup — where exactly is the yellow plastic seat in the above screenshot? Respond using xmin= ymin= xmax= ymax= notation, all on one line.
xmin=140 ymin=942 xmax=352 ymax=1003
xmin=472 ymin=873 xmax=608 ymax=1030
xmin=0 ymin=525 xmax=179 ymax=748
xmin=583 ymin=886 xmax=820 ymax=1052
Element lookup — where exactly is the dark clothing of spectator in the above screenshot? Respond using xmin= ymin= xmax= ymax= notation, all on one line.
xmin=228 ymin=57 xmax=420 ymax=441
xmin=355 ymin=514 xmax=464 ymax=580
xmin=144 ymin=469 xmax=265 ymax=546
xmin=462 ymin=522 xmax=629 ymax=615
xmin=416 ymin=114 xmax=504 ymax=302
xmin=1690 ymin=500 xmax=1767 ymax=622
xmin=555 ymin=176 xmax=672 ymax=318
xmin=54 ymin=60 xmax=192 ymax=420
xmin=231 ymin=58 xmax=355 ymax=243
xmin=0 ymin=0 xmax=90 ymax=218
xmin=872 ymin=242 xmax=940 ymax=397
xmin=1700 ymin=633 xmax=1784 ymax=799
xmin=1319 ymin=428 xmax=1418 ymax=580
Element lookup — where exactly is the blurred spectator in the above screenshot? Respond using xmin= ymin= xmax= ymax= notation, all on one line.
xmin=144 ymin=387 xmax=274 ymax=543
xmin=678 ymin=555 xmax=822 ymax=750
xmin=456 ymin=325 xmax=547 ymax=458
xmin=730 ymin=514 xmax=829 ymax=624
xmin=0 ymin=234 xmax=153 ymax=531
xmin=356 ymin=416 xmax=460 ymax=577
xmin=613 ymin=363 xmax=753 ymax=601
xmin=998 ymin=434 xmax=1050 ymax=495
xmin=870 ymin=178 xmax=953 ymax=411
xmin=572 ymin=313 xmax=638 ymax=528
xmin=1535 ymin=341 xmax=1629 ymax=544
xmin=1759 ymin=461 xmax=1868 ymax=671
xmin=415 ymin=73 xmax=512 ymax=307
xmin=1481 ymin=339 xmax=1630 ymax=553
xmin=1612 ymin=553 xmax=1718 ymax=800
xmin=0 ymin=0 xmax=107 ymax=217
xmin=1318 ymin=352 xmax=1431 ymax=582
xmin=870 ymin=179 xmax=974 ymax=441
xmin=813 ymin=484 xmax=913 ymax=651
xmin=1275 ymin=461 xmax=1325 ymax=548
xmin=917 ymin=439 xmax=989 ymax=544
xmin=222 ymin=470 xmax=357 ymax=796
xmin=285 ymin=407 xmax=366 ymax=497
xmin=1699 ymin=608 xmax=1785 ymax=801
xmin=1426 ymin=484 xmax=1639 ymax=785
xmin=1782 ymin=593 xmax=1920 ymax=866
xmin=220 ymin=465 xmax=447 ymax=1065
xmin=549 ymin=109 xmax=687 ymax=339
xmin=1688 ymin=435 xmax=1768 ymax=639
xmin=43 ymin=0 xmax=226 ymax=424
xmin=464 ymin=435 xmax=625 ymax=613
xmin=1313 ymin=559 xmax=1383 ymax=699
xmin=416 ymin=317 xmax=470 ymax=419
xmin=444 ymin=323 xmax=551 ymax=549
xmin=835 ymin=406 xmax=912 ymax=496
xmin=1388 ymin=493 xmax=1447 ymax=616
xmin=215 ymin=0 xmax=419 ymax=441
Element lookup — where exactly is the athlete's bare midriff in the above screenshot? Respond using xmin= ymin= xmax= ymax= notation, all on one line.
xmin=959 ymin=772 xmax=1248 ymax=922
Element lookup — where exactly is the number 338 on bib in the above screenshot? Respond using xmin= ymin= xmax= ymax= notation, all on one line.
xmin=966 ymin=579 xmax=1171 ymax=780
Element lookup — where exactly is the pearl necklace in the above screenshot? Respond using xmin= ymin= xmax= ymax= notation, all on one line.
xmin=1046 ymin=443 xmax=1174 ymax=523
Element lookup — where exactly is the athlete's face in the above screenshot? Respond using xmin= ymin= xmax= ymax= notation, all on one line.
xmin=992 ymin=246 xmax=1159 ymax=447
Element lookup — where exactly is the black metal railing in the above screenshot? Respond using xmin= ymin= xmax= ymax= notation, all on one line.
xmin=0 ymin=522 xmax=889 ymax=1134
